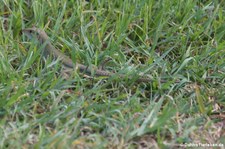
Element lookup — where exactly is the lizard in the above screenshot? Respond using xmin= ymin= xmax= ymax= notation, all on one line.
xmin=22 ymin=27 xmax=164 ymax=83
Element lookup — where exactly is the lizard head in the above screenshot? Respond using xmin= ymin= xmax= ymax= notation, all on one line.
xmin=22 ymin=27 xmax=49 ymax=43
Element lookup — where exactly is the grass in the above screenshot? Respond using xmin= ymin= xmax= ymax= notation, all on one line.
xmin=0 ymin=0 xmax=225 ymax=148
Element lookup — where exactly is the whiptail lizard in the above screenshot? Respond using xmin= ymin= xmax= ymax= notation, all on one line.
xmin=22 ymin=27 xmax=165 ymax=83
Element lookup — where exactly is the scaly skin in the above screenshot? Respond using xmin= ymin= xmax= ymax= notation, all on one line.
xmin=22 ymin=27 xmax=155 ymax=83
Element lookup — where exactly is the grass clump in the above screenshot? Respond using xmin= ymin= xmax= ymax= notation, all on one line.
xmin=0 ymin=0 xmax=224 ymax=148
